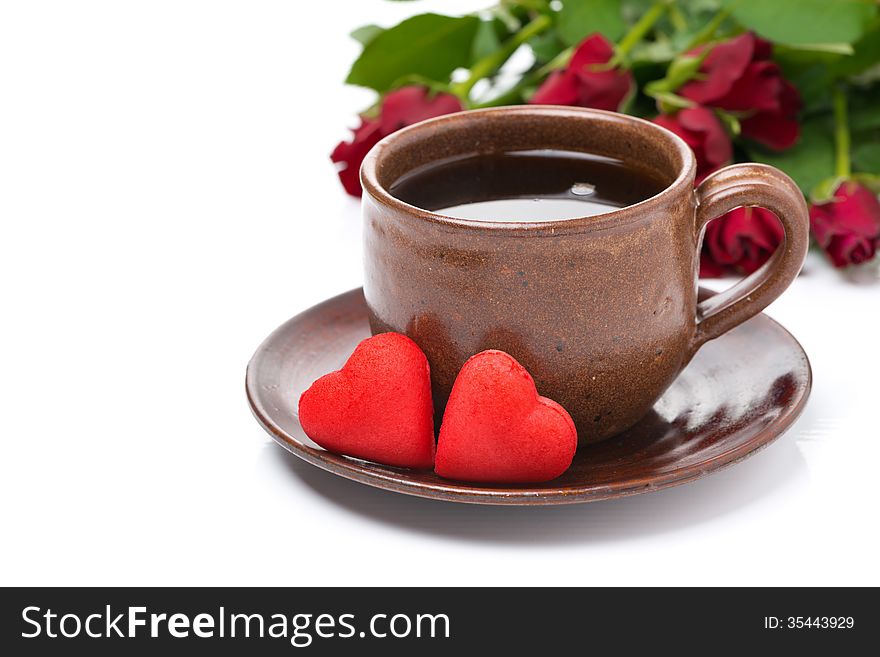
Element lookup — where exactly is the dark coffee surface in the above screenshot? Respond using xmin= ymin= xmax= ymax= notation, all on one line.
xmin=389 ymin=149 xmax=668 ymax=221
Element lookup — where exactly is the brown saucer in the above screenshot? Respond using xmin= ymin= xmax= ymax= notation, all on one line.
xmin=246 ymin=288 xmax=811 ymax=505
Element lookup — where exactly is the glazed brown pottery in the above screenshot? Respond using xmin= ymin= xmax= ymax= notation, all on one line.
xmin=360 ymin=106 xmax=810 ymax=443
xmin=245 ymin=288 xmax=811 ymax=505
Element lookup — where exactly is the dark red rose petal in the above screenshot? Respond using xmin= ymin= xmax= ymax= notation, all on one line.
xmin=531 ymin=33 xmax=633 ymax=111
xmin=330 ymin=118 xmax=383 ymax=197
xmin=530 ymin=70 xmax=580 ymax=105
xmin=701 ymin=206 xmax=784 ymax=276
xmin=654 ymin=107 xmax=732 ymax=182
xmin=379 ymin=86 xmax=464 ymax=133
xmin=331 ymin=86 xmax=463 ymax=197
xmin=810 ymin=182 xmax=880 ymax=268
xmin=680 ymin=33 xmax=756 ymax=105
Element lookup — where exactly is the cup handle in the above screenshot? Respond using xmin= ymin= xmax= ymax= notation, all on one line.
xmin=689 ymin=163 xmax=810 ymax=356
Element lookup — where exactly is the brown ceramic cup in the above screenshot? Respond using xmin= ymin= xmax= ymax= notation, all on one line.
xmin=360 ymin=106 xmax=809 ymax=444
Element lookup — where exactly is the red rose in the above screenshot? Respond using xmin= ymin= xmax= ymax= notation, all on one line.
xmin=679 ymin=33 xmax=801 ymax=150
xmin=809 ymin=181 xmax=880 ymax=267
xmin=653 ymin=107 xmax=732 ymax=183
xmin=700 ymin=206 xmax=784 ymax=277
xmin=530 ymin=33 xmax=633 ymax=111
xmin=331 ymin=120 xmax=382 ymax=197
xmin=331 ymin=86 xmax=463 ymax=197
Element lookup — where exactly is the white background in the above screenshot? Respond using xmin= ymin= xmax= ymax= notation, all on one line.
xmin=2 ymin=1 xmax=878 ymax=587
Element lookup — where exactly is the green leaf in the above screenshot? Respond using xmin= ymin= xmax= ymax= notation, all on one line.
xmin=665 ymin=52 xmax=706 ymax=85
xmin=747 ymin=120 xmax=836 ymax=195
xmin=622 ymin=0 xmax=660 ymax=24
xmin=849 ymin=83 xmax=880 ymax=132
xmin=717 ymin=110 xmax=741 ymax=136
xmin=852 ymin=106 xmax=880 ymax=132
xmin=772 ymin=54 xmax=840 ymax=112
xmin=776 ymin=42 xmax=855 ymax=56
xmin=853 ymin=173 xmax=880 ymax=193
xmin=471 ymin=19 xmax=505 ymax=64
xmin=350 ymin=24 xmax=384 ymax=46
xmin=831 ymin=19 xmax=880 ymax=77
xmin=628 ymin=36 xmax=678 ymax=65
xmin=652 ymin=91 xmax=694 ymax=113
xmin=558 ymin=0 xmax=626 ymax=46
xmin=726 ymin=0 xmax=877 ymax=46
xmin=346 ymin=14 xmax=480 ymax=91
xmin=775 ymin=19 xmax=880 ymax=110
xmin=528 ymin=30 xmax=568 ymax=64
xmin=853 ymin=141 xmax=880 ymax=173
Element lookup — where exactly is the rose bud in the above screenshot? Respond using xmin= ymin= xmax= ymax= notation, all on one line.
xmin=653 ymin=107 xmax=732 ymax=183
xmin=699 ymin=206 xmax=784 ymax=277
xmin=530 ymin=33 xmax=633 ymax=111
xmin=679 ymin=33 xmax=801 ymax=151
xmin=809 ymin=181 xmax=880 ymax=268
xmin=331 ymin=86 xmax=463 ymax=196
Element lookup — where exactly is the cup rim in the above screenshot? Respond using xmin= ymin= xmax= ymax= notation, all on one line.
xmin=360 ymin=105 xmax=697 ymax=235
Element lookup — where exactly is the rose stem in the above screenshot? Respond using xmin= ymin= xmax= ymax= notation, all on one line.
xmin=685 ymin=8 xmax=733 ymax=50
xmin=833 ymin=86 xmax=851 ymax=179
xmin=615 ymin=0 xmax=670 ymax=59
xmin=452 ymin=13 xmax=553 ymax=102
xmin=472 ymin=48 xmax=570 ymax=108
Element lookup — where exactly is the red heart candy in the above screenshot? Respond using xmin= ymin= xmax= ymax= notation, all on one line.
xmin=435 ymin=350 xmax=578 ymax=483
xmin=298 ymin=333 xmax=435 ymax=469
